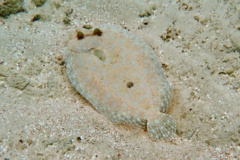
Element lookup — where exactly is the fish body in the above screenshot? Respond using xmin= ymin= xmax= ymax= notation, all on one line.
xmin=66 ymin=25 xmax=176 ymax=140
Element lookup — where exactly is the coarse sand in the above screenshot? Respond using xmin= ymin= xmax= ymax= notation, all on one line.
xmin=0 ymin=0 xmax=239 ymax=159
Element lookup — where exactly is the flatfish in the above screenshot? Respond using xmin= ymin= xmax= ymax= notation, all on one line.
xmin=66 ymin=25 xmax=176 ymax=140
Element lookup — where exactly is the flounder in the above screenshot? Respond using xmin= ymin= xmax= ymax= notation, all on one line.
xmin=66 ymin=25 xmax=176 ymax=140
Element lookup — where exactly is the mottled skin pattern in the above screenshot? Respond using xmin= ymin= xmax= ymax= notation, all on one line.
xmin=66 ymin=25 xmax=176 ymax=140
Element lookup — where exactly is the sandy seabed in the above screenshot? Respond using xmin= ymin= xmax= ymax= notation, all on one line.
xmin=0 ymin=0 xmax=240 ymax=159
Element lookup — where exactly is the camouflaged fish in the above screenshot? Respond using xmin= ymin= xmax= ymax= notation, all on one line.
xmin=66 ymin=24 xmax=176 ymax=140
